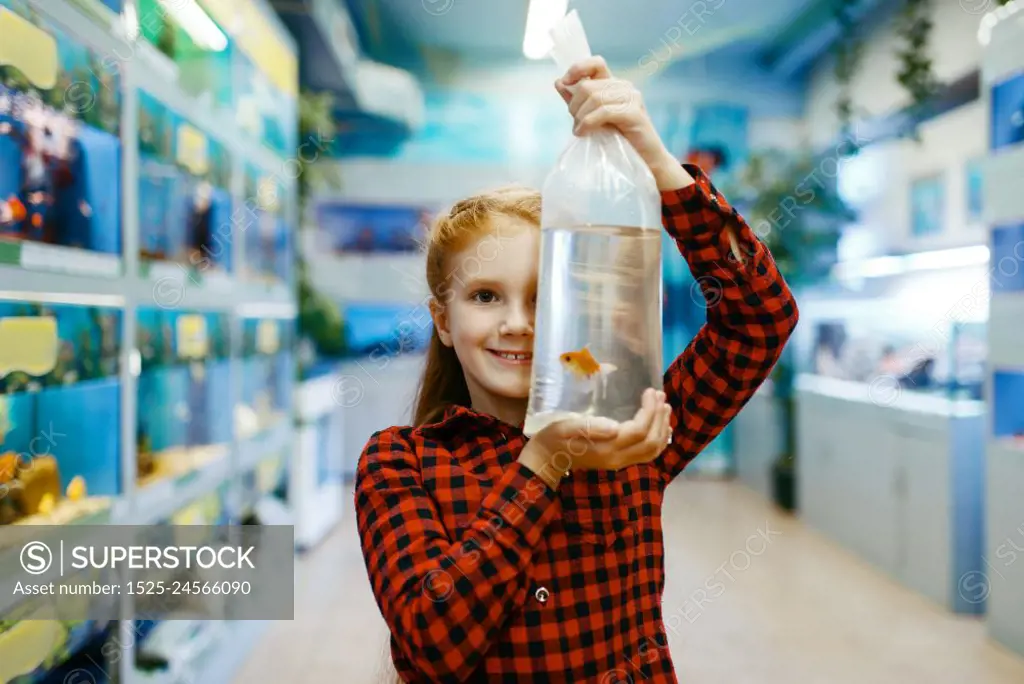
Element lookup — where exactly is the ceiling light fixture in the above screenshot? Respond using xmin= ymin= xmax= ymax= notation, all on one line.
xmin=523 ymin=0 xmax=568 ymax=60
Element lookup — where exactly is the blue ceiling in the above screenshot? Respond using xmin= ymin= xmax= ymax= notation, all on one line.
xmin=338 ymin=0 xmax=896 ymax=85
xmin=271 ymin=0 xmax=900 ymax=155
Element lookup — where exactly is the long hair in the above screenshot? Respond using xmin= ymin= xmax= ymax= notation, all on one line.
xmin=412 ymin=185 xmax=542 ymax=426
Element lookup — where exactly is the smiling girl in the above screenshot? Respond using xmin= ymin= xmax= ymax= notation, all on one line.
xmin=355 ymin=57 xmax=799 ymax=683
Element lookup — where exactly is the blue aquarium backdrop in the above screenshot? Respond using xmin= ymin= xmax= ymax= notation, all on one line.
xmin=0 ymin=300 xmax=122 ymax=497
xmin=241 ymin=317 xmax=295 ymax=417
xmin=243 ymin=166 xmax=292 ymax=285
xmin=136 ymin=308 xmax=232 ymax=464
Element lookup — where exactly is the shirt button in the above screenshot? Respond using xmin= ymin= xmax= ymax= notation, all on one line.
xmin=534 ymin=587 xmax=550 ymax=604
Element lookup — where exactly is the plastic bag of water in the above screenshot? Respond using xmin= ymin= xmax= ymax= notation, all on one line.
xmin=523 ymin=10 xmax=664 ymax=436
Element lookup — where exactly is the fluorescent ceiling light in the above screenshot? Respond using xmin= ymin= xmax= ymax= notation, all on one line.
xmin=523 ymin=0 xmax=568 ymax=60
xmin=157 ymin=0 xmax=228 ymax=52
xmin=835 ymin=255 xmax=905 ymax=280
xmin=834 ymin=245 xmax=990 ymax=281
xmin=903 ymin=245 xmax=990 ymax=271
xmin=121 ymin=2 xmax=139 ymax=41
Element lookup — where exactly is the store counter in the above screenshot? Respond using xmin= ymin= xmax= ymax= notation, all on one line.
xmin=986 ymin=437 xmax=1024 ymax=654
xmin=732 ymin=384 xmax=783 ymax=500
xmin=794 ymin=374 xmax=986 ymax=615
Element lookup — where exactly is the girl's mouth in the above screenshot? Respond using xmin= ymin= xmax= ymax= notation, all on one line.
xmin=489 ymin=350 xmax=533 ymax=365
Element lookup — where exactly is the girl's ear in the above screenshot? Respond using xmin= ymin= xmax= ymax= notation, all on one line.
xmin=429 ymin=297 xmax=453 ymax=347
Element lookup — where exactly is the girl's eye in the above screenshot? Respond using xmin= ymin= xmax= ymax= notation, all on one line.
xmin=472 ymin=290 xmax=497 ymax=304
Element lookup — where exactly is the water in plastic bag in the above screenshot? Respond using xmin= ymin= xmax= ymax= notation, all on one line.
xmin=524 ymin=223 xmax=663 ymax=435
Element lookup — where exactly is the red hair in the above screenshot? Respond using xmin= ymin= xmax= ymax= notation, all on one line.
xmin=412 ymin=186 xmax=541 ymax=425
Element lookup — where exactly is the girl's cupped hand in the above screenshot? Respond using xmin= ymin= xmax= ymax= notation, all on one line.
xmin=520 ymin=388 xmax=672 ymax=488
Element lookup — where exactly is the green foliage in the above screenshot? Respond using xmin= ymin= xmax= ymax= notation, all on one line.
xmin=295 ymin=91 xmax=346 ymax=362
xmin=895 ymin=0 xmax=938 ymax=139
xmin=296 ymin=90 xmax=343 ymax=206
xmin=157 ymin=22 xmax=176 ymax=59
xmin=729 ymin=148 xmax=857 ymax=283
xmin=833 ymin=0 xmax=864 ymax=136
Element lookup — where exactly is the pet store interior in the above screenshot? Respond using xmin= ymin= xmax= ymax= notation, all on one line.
xmin=0 ymin=0 xmax=1023 ymax=681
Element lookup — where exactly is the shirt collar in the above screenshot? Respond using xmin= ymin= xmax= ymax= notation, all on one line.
xmin=418 ymin=403 xmax=525 ymax=438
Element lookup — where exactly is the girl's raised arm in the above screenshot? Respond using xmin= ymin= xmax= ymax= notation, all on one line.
xmin=355 ymin=427 xmax=561 ymax=681
xmin=656 ymin=163 xmax=799 ymax=483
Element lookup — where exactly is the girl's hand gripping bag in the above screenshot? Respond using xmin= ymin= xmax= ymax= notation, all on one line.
xmin=523 ymin=10 xmax=664 ymax=436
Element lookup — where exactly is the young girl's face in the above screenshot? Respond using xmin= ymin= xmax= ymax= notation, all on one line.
xmin=434 ymin=216 xmax=539 ymax=420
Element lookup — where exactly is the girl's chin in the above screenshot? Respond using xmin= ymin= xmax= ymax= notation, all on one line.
xmin=484 ymin=381 xmax=531 ymax=402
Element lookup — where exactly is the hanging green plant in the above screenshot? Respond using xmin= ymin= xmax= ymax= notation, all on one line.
xmin=895 ymin=0 xmax=938 ymax=137
xmin=833 ymin=0 xmax=863 ymax=137
xmin=296 ymin=90 xmax=342 ymax=211
xmin=295 ymin=91 xmax=347 ymax=367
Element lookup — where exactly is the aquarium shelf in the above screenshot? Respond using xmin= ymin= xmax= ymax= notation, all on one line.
xmin=32 ymin=0 xmax=130 ymax=56
xmin=130 ymin=452 xmax=232 ymax=526
xmin=0 ymin=239 xmax=122 ymax=278
xmin=36 ymin=0 xmax=121 ymax=33
xmin=237 ymin=419 xmax=293 ymax=475
xmin=33 ymin=0 xmax=293 ymax=182
xmin=0 ymin=263 xmax=295 ymax=313
xmin=128 ymin=620 xmax=271 ymax=684
xmin=133 ymin=41 xmax=293 ymax=179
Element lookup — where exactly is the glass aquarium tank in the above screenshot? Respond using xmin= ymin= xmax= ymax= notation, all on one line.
xmin=138 ymin=90 xmax=234 ymax=276
xmin=0 ymin=0 xmax=121 ymax=264
xmin=242 ymin=168 xmax=290 ymax=286
xmin=239 ymin=317 xmax=294 ymax=439
xmin=795 ymin=286 xmax=988 ymax=402
xmin=136 ymin=308 xmax=232 ymax=489
xmin=0 ymin=299 xmax=121 ymax=527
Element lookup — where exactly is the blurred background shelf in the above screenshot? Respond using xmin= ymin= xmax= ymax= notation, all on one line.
xmin=129 ymin=620 xmax=271 ymax=684
xmin=0 ymin=264 xmax=296 ymax=312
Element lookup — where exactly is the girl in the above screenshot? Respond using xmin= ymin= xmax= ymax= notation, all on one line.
xmin=355 ymin=57 xmax=799 ymax=683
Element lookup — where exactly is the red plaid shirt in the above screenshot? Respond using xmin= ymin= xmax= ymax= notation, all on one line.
xmin=355 ymin=165 xmax=799 ymax=683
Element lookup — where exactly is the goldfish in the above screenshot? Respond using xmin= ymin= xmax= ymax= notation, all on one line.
xmin=0 ymin=195 xmax=26 ymax=225
xmin=66 ymin=475 xmax=87 ymax=501
xmin=37 ymin=492 xmax=55 ymax=515
xmin=559 ymin=345 xmax=618 ymax=400
xmin=0 ymin=452 xmax=17 ymax=483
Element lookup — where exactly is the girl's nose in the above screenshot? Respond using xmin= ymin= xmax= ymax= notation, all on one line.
xmin=500 ymin=304 xmax=534 ymax=336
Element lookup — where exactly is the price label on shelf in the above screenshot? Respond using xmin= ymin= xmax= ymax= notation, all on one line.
xmin=257 ymin=176 xmax=279 ymax=213
xmin=0 ymin=8 xmax=58 ymax=90
xmin=176 ymin=123 xmax=209 ymax=176
xmin=256 ymin=319 xmax=280 ymax=355
xmin=256 ymin=455 xmax=283 ymax=493
xmin=177 ymin=314 xmax=209 ymax=359
xmin=0 ymin=316 xmax=58 ymax=377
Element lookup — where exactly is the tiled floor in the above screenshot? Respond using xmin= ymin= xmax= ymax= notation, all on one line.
xmin=233 ymin=480 xmax=1024 ymax=683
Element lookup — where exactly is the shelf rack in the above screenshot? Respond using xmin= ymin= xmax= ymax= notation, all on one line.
xmin=0 ymin=0 xmax=301 ymax=680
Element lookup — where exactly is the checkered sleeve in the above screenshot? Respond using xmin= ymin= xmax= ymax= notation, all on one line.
xmin=354 ymin=427 xmax=562 ymax=682
xmin=656 ymin=164 xmax=799 ymax=483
